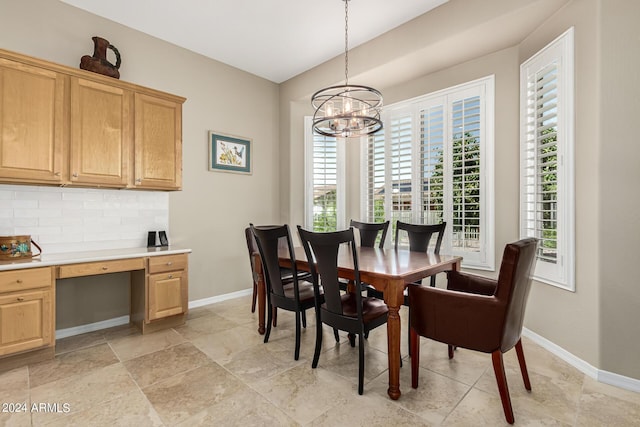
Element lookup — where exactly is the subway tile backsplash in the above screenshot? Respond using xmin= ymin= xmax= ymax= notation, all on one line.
xmin=0 ymin=185 xmax=169 ymax=254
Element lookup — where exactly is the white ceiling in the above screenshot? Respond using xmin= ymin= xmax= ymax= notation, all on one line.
xmin=59 ymin=0 xmax=448 ymax=83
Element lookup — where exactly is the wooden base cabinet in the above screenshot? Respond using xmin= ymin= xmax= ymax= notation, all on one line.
xmin=0 ymin=268 xmax=54 ymax=357
xmin=132 ymin=253 xmax=188 ymax=333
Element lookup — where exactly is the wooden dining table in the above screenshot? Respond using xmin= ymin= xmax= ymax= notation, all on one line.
xmin=253 ymin=245 xmax=462 ymax=400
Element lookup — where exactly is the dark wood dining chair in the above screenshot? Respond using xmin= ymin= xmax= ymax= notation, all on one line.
xmin=367 ymin=220 xmax=447 ymax=354
xmin=408 ymin=238 xmax=538 ymax=424
xmin=349 ymin=219 xmax=390 ymax=249
xmin=245 ymin=226 xmax=311 ymax=327
xmin=250 ymin=224 xmax=321 ymax=360
xmin=298 ymin=226 xmax=389 ymax=395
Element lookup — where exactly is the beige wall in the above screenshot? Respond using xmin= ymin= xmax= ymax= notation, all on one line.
xmin=598 ymin=0 xmax=640 ymax=380
xmin=0 ymin=0 xmax=281 ymax=322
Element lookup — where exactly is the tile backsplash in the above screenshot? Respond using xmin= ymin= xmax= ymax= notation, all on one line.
xmin=0 ymin=185 xmax=169 ymax=254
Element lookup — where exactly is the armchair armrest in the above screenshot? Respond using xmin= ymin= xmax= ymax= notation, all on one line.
xmin=447 ymin=270 xmax=497 ymax=296
xmin=408 ymin=285 xmax=505 ymax=353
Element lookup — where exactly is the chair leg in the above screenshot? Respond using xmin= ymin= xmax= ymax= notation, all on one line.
xmin=348 ymin=333 xmax=356 ymax=347
xmin=491 ymin=350 xmax=515 ymax=424
xmin=251 ymin=281 xmax=257 ymax=313
xmin=358 ymin=333 xmax=365 ymax=395
xmin=515 ymin=339 xmax=532 ymax=391
xmin=407 ymin=304 xmax=411 ymax=357
xmin=301 ymin=309 xmax=307 ymax=328
xmin=294 ymin=310 xmax=301 ymax=360
xmin=333 ymin=328 xmax=340 ymax=342
xmin=410 ymin=327 xmax=420 ymax=388
xmin=448 ymin=345 xmax=455 ymax=359
xmin=273 ymin=307 xmax=278 ymax=327
xmin=264 ymin=303 xmax=273 ymax=344
xmin=312 ymin=317 xmax=323 ymax=368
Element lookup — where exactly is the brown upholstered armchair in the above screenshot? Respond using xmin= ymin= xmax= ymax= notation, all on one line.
xmin=408 ymin=238 xmax=538 ymax=424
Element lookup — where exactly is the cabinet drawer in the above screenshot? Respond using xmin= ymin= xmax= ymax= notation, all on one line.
xmin=148 ymin=254 xmax=188 ymax=274
xmin=0 ymin=267 xmax=53 ymax=293
xmin=57 ymin=258 xmax=145 ymax=278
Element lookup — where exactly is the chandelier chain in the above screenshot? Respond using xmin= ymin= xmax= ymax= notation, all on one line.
xmin=344 ymin=0 xmax=349 ymax=85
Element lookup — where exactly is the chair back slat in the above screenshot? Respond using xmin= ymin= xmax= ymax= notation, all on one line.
xmin=395 ymin=221 xmax=446 ymax=253
xmin=298 ymin=227 xmax=362 ymax=319
xmin=350 ymin=220 xmax=390 ymax=249
xmin=251 ymin=224 xmax=298 ymax=301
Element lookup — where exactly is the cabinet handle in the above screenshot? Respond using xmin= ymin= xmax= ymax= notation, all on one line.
xmin=72 ymin=172 xmax=78 ymax=178
xmin=17 ymin=297 xmax=24 ymax=302
xmin=136 ymin=178 xmax=142 ymax=183
xmin=54 ymin=172 xmax=61 ymax=176
xmin=168 ymin=274 xmax=173 ymax=279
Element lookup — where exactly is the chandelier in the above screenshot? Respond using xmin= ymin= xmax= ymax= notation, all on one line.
xmin=311 ymin=0 xmax=383 ymax=138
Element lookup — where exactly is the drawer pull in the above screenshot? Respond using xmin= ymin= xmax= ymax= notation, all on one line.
xmin=16 ymin=279 xmax=23 ymax=284
xmin=102 ymin=266 xmax=108 ymax=270
xmin=17 ymin=297 xmax=24 ymax=302
xmin=168 ymin=274 xmax=173 ymax=279
xmin=166 ymin=262 xmax=173 ymax=266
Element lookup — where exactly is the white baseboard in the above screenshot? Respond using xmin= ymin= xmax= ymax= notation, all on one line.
xmin=188 ymin=288 xmax=252 ymax=309
xmin=598 ymin=368 xmax=640 ymax=393
xmin=523 ymin=328 xmax=640 ymax=393
xmin=55 ymin=315 xmax=130 ymax=339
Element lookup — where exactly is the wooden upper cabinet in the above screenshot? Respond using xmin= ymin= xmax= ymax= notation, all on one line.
xmin=70 ymin=77 xmax=132 ymax=187
xmin=134 ymin=93 xmax=182 ymax=190
xmin=0 ymin=58 xmax=64 ymax=183
xmin=0 ymin=49 xmax=185 ymax=191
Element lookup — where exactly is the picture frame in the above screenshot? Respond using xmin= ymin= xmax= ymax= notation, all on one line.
xmin=208 ymin=131 xmax=252 ymax=174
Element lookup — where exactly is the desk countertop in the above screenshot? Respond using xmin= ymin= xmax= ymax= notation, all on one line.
xmin=0 ymin=246 xmax=192 ymax=272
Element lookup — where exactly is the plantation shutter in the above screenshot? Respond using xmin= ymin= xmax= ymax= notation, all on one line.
xmin=522 ymin=63 xmax=559 ymax=263
xmin=361 ymin=76 xmax=494 ymax=270
xmin=366 ymin=131 xmax=385 ymax=223
xmin=420 ymin=105 xmax=445 ymax=226
xmin=389 ymin=115 xmax=413 ymax=227
xmin=520 ymin=27 xmax=574 ymax=290
xmin=311 ymin=133 xmax=338 ymax=232
xmin=450 ymin=96 xmax=482 ymax=253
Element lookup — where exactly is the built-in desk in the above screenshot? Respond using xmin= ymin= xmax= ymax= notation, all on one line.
xmin=0 ymin=246 xmax=191 ymax=372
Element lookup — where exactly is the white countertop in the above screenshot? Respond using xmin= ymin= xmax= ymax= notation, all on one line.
xmin=0 ymin=246 xmax=192 ymax=271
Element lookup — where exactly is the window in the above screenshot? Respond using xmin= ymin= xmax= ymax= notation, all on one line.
xmin=520 ymin=28 xmax=575 ymax=291
xmin=304 ymin=117 xmax=345 ymax=231
xmin=363 ymin=76 xmax=495 ymax=269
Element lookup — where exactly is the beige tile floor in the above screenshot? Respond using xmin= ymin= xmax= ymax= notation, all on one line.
xmin=1 ymin=294 xmax=639 ymax=426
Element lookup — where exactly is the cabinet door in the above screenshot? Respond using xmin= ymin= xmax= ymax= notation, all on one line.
xmin=148 ymin=270 xmax=187 ymax=321
xmin=70 ymin=77 xmax=132 ymax=187
xmin=134 ymin=93 xmax=182 ymax=190
xmin=0 ymin=58 xmax=64 ymax=183
xmin=0 ymin=290 xmax=53 ymax=356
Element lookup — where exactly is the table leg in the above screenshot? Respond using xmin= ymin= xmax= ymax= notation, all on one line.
xmin=254 ymin=254 xmax=266 ymax=335
xmin=385 ymin=278 xmax=404 ymax=400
